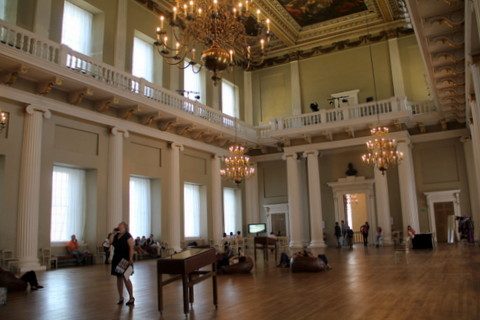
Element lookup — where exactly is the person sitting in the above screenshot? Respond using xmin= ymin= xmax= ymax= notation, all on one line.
xmin=134 ymin=237 xmax=145 ymax=256
xmin=140 ymin=236 xmax=147 ymax=246
xmin=0 ymin=267 xmax=43 ymax=291
xmin=235 ymin=231 xmax=243 ymax=241
xmin=318 ymin=254 xmax=332 ymax=270
xmin=407 ymin=225 xmax=416 ymax=239
xmin=278 ymin=252 xmax=290 ymax=268
xmin=66 ymin=234 xmax=85 ymax=264
xmin=145 ymin=234 xmax=160 ymax=257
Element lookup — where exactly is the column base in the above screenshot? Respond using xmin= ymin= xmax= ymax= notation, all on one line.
xmin=288 ymin=240 xmax=304 ymax=250
xmin=309 ymin=240 xmax=327 ymax=248
xmin=18 ymin=258 xmax=45 ymax=273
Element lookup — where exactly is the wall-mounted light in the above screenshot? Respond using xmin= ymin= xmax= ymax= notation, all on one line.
xmin=0 ymin=111 xmax=8 ymax=132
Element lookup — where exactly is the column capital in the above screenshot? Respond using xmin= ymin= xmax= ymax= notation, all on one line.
xmin=460 ymin=135 xmax=472 ymax=143
xmin=170 ymin=142 xmax=184 ymax=151
xmin=303 ymin=150 xmax=319 ymax=158
xmin=282 ymin=152 xmax=298 ymax=160
xmin=26 ymin=105 xmax=51 ymax=119
xmin=110 ymin=127 xmax=129 ymax=138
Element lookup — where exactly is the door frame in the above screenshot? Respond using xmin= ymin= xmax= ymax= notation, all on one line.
xmin=424 ymin=190 xmax=461 ymax=243
xmin=264 ymin=203 xmax=289 ymax=239
xmin=327 ymin=176 xmax=376 ymax=244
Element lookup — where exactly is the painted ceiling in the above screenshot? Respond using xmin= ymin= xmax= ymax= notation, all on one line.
xmin=277 ymin=0 xmax=368 ymax=27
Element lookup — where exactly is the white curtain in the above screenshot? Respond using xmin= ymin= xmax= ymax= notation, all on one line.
xmin=184 ymin=183 xmax=201 ymax=238
xmin=222 ymin=80 xmax=238 ymax=118
xmin=51 ymin=166 xmax=86 ymax=242
xmin=61 ymin=1 xmax=93 ymax=55
xmin=132 ymin=37 xmax=154 ymax=82
xmin=223 ymin=188 xmax=242 ymax=234
xmin=129 ymin=176 xmax=152 ymax=238
xmin=0 ymin=0 xmax=6 ymax=20
xmin=184 ymin=61 xmax=204 ymax=103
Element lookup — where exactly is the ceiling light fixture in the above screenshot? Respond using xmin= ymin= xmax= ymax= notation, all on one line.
xmin=153 ymin=0 xmax=271 ymax=86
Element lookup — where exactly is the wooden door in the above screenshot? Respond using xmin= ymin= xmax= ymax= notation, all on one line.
xmin=271 ymin=213 xmax=287 ymax=236
xmin=433 ymin=202 xmax=454 ymax=242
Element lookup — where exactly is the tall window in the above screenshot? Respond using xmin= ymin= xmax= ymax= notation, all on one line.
xmin=129 ymin=176 xmax=151 ymax=238
xmin=184 ymin=62 xmax=204 ymax=103
xmin=132 ymin=36 xmax=154 ymax=82
xmin=61 ymin=1 xmax=93 ymax=55
xmin=184 ymin=183 xmax=202 ymax=238
xmin=222 ymin=79 xmax=239 ymax=118
xmin=51 ymin=166 xmax=86 ymax=242
xmin=0 ymin=0 xmax=5 ymax=20
xmin=223 ymin=188 xmax=242 ymax=234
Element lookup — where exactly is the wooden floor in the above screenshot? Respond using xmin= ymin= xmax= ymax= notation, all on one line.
xmin=1 ymin=244 xmax=479 ymax=320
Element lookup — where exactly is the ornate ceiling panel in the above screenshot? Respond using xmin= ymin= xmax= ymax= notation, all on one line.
xmin=405 ymin=0 xmax=466 ymax=122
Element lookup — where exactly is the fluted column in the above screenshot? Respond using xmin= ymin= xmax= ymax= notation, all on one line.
xmin=244 ymin=162 xmax=259 ymax=225
xmin=211 ymin=155 xmax=223 ymax=246
xmin=284 ymin=153 xmax=303 ymax=249
xmin=304 ymin=151 xmax=326 ymax=248
xmin=16 ymin=105 xmax=51 ymax=272
xmin=374 ymin=168 xmax=392 ymax=244
xmin=107 ymin=127 xmax=128 ymax=231
xmin=290 ymin=61 xmax=302 ymax=116
xmin=168 ymin=143 xmax=184 ymax=252
xmin=397 ymin=141 xmax=420 ymax=233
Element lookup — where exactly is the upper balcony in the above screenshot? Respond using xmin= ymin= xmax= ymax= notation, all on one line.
xmin=0 ymin=20 xmax=442 ymax=149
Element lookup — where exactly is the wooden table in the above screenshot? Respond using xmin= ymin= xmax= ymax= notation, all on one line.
xmin=157 ymin=248 xmax=217 ymax=315
xmin=254 ymin=237 xmax=277 ymax=262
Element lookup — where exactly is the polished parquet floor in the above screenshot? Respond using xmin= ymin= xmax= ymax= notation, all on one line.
xmin=1 ymin=244 xmax=479 ymax=320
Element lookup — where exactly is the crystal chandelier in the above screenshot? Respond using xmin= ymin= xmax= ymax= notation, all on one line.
xmin=220 ymin=144 xmax=255 ymax=184
xmin=154 ymin=0 xmax=271 ymax=85
xmin=361 ymin=127 xmax=403 ymax=175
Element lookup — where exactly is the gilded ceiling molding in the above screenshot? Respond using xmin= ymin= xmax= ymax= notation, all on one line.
xmin=424 ymin=10 xmax=464 ymax=29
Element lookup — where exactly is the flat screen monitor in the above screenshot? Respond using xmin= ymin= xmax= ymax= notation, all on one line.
xmin=248 ymin=223 xmax=266 ymax=234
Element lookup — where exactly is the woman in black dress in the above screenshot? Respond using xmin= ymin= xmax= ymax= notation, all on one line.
xmin=110 ymin=222 xmax=135 ymax=306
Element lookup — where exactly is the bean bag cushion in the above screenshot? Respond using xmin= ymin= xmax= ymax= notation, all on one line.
xmin=290 ymin=256 xmax=325 ymax=273
xmin=0 ymin=269 xmax=27 ymax=292
xmin=222 ymin=257 xmax=254 ymax=274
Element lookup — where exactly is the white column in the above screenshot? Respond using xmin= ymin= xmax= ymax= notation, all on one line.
xmin=374 ymin=168 xmax=392 ymax=244
xmin=33 ymin=0 xmax=52 ymax=38
xmin=243 ymin=71 xmax=254 ymax=124
xmin=461 ymin=136 xmax=480 ymax=240
xmin=397 ymin=141 xmax=420 ymax=233
xmin=107 ymin=127 xmax=128 ymax=231
xmin=283 ymin=153 xmax=303 ymax=249
xmin=168 ymin=143 xmax=184 ymax=252
xmin=388 ymin=38 xmax=406 ymax=98
xmin=114 ymin=0 xmax=128 ymax=70
xmin=16 ymin=105 xmax=51 ymax=272
xmin=303 ymin=151 xmax=326 ymax=248
xmin=244 ymin=162 xmax=259 ymax=224
xmin=290 ymin=60 xmax=302 ymax=116
xmin=211 ymin=155 xmax=223 ymax=246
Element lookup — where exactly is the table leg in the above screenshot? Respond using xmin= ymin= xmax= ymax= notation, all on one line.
xmin=265 ymin=245 xmax=268 ymax=261
xmin=212 ymin=263 xmax=218 ymax=308
xmin=188 ymin=273 xmax=194 ymax=305
xmin=254 ymin=245 xmax=257 ymax=260
xmin=157 ymin=271 xmax=163 ymax=312
xmin=182 ymin=273 xmax=189 ymax=315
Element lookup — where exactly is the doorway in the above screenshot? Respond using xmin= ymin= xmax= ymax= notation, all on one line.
xmin=271 ymin=213 xmax=287 ymax=236
xmin=433 ymin=202 xmax=455 ymax=242
xmin=345 ymin=193 xmax=368 ymax=242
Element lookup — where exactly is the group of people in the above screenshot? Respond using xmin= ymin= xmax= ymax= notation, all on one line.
xmin=334 ymin=221 xmax=384 ymax=248
xmin=133 ymin=234 xmax=165 ymax=258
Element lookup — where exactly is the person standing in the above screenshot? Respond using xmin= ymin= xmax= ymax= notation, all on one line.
xmin=102 ymin=234 xmax=111 ymax=264
xmin=375 ymin=227 xmax=383 ymax=248
xmin=341 ymin=220 xmax=348 ymax=246
xmin=110 ymin=222 xmax=135 ymax=306
xmin=360 ymin=222 xmax=370 ymax=247
xmin=334 ymin=222 xmax=342 ymax=248
xmin=346 ymin=227 xmax=354 ymax=249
